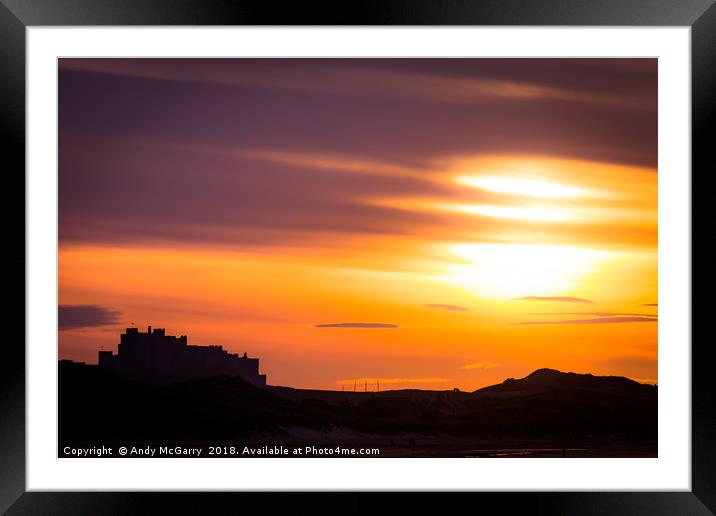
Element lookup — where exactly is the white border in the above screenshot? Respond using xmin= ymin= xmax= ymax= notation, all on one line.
xmin=27 ymin=27 xmax=691 ymax=491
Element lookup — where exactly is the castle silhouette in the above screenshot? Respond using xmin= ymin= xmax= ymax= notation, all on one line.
xmin=98 ymin=326 xmax=267 ymax=386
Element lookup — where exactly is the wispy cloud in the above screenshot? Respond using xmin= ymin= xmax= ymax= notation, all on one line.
xmin=514 ymin=316 xmax=657 ymax=325
xmin=514 ymin=296 xmax=595 ymax=303
xmin=59 ymin=59 xmax=652 ymax=110
xmin=424 ymin=304 xmax=470 ymax=311
xmin=58 ymin=59 xmax=659 ymax=252
xmin=641 ymin=303 xmax=658 ymax=307
xmin=315 ymin=322 xmax=399 ymax=329
xmin=59 ymin=304 xmax=122 ymax=331
xmin=460 ymin=361 xmax=499 ymax=370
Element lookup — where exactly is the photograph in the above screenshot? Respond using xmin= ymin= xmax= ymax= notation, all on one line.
xmin=3 ymin=0 xmax=710 ymax=509
xmin=57 ymin=57 xmax=659 ymax=459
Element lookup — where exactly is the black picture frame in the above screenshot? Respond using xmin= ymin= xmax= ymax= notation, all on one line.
xmin=2 ymin=0 xmax=711 ymax=513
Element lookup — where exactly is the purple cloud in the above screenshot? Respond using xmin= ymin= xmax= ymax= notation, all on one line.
xmin=59 ymin=305 xmax=123 ymax=331
xmin=58 ymin=58 xmax=657 ymax=250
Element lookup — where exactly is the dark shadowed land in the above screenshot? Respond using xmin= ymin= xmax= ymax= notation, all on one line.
xmin=58 ymin=361 xmax=657 ymax=457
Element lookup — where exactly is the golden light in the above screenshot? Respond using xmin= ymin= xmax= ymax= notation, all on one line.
xmin=449 ymin=204 xmax=571 ymax=222
xmin=455 ymin=175 xmax=591 ymax=199
xmin=438 ymin=243 xmax=612 ymax=299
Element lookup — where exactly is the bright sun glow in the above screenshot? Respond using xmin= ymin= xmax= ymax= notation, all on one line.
xmin=456 ymin=175 xmax=591 ymax=199
xmin=438 ymin=243 xmax=611 ymax=299
xmin=57 ymin=58 xmax=660 ymax=394
xmin=450 ymin=204 xmax=571 ymax=222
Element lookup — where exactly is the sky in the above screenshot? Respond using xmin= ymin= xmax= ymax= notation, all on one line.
xmin=58 ymin=58 xmax=657 ymax=390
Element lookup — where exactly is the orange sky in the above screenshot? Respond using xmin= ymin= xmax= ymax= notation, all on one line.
xmin=58 ymin=59 xmax=657 ymax=390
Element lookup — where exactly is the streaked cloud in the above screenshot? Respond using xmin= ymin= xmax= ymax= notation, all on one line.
xmin=514 ymin=316 xmax=657 ymax=325
xmin=641 ymin=303 xmax=658 ymax=307
xmin=460 ymin=361 xmax=499 ymax=370
xmin=57 ymin=58 xmax=658 ymax=390
xmin=314 ymin=322 xmax=399 ymax=329
xmin=58 ymin=59 xmax=658 ymax=253
xmin=59 ymin=58 xmax=654 ymax=111
xmin=424 ymin=304 xmax=470 ymax=311
xmin=450 ymin=203 xmax=571 ymax=222
xmin=59 ymin=304 xmax=122 ymax=331
xmin=514 ymin=296 xmax=595 ymax=303
xmin=455 ymin=175 xmax=596 ymax=199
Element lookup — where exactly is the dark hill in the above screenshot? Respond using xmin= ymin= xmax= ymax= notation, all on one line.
xmin=59 ymin=361 xmax=656 ymax=443
xmin=458 ymin=369 xmax=657 ymax=439
xmin=476 ymin=367 xmax=654 ymax=394
xmin=59 ymin=360 xmax=332 ymax=441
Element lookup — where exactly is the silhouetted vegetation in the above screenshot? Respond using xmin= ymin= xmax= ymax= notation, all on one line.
xmin=60 ymin=361 xmax=656 ymax=446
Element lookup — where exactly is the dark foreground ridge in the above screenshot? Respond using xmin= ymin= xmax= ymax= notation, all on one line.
xmin=59 ymin=360 xmax=656 ymax=456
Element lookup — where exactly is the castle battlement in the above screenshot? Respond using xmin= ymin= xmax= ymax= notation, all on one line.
xmin=98 ymin=326 xmax=267 ymax=386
